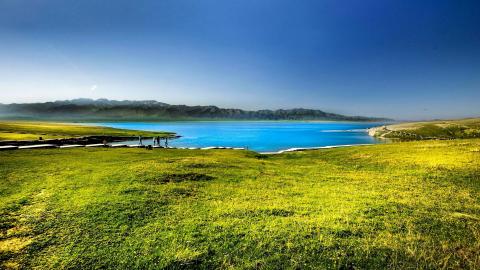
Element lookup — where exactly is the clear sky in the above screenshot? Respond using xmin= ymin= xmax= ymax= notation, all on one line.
xmin=0 ymin=0 xmax=479 ymax=120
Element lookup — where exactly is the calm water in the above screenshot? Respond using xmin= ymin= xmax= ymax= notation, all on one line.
xmin=93 ymin=121 xmax=383 ymax=152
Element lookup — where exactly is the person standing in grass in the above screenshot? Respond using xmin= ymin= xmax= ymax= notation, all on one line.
xmin=139 ymin=135 xmax=143 ymax=146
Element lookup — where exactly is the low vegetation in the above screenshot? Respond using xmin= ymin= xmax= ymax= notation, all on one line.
xmin=1 ymin=139 xmax=479 ymax=269
xmin=0 ymin=121 xmax=174 ymax=141
xmin=371 ymin=118 xmax=480 ymax=140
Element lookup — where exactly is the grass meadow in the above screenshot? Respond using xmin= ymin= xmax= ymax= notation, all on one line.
xmin=0 ymin=121 xmax=173 ymax=141
xmin=1 ymin=139 xmax=479 ymax=269
xmin=373 ymin=118 xmax=480 ymax=140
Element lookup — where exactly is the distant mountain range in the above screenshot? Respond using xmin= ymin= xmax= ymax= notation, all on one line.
xmin=0 ymin=99 xmax=390 ymax=121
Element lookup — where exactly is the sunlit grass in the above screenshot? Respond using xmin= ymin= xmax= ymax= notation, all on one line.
xmin=0 ymin=139 xmax=479 ymax=268
xmin=374 ymin=117 xmax=480 ymax=140
xmin=0 ymin=121 xmax=174 ymax=141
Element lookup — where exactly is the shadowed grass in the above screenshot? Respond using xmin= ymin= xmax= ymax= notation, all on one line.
xmin=0 ymin=139 xmax=479 ymax=269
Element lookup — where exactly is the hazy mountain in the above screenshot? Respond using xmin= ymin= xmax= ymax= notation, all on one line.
xmin=0 ymin=99 xmax=389 ymax=121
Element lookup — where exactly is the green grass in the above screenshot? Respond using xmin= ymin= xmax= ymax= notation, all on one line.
xmin=1 ymin=140 xmax=479 ymax=269
xmin=0 ymin=121 xmax=174 ymax=141
xmin=373 ymin=118 xmax=480 ymax=140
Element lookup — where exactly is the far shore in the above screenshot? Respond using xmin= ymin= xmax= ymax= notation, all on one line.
xmin=367 ymin=117 xmax=480 ymax=140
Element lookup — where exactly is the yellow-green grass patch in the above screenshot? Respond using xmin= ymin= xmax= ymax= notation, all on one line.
xmin=0 ymin=140 xmax=479 ymax=268
xmin=0 ymin=121 xmax=174 ymax=141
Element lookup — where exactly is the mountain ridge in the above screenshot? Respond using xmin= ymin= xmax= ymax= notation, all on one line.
xmin=0 ymin=99 xmax=390 ymax=121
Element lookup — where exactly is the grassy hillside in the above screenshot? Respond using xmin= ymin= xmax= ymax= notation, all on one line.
xmin=371 ymin=118 xmax=480 ymax=140
xmin=0 ymin=121 xmax=174 ymax=141
xmin=1 ymin=140 xmax=479 ymax=269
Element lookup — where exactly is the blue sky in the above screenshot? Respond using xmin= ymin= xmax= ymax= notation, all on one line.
xmin=0 ymin=0 xmax=479 ymax=119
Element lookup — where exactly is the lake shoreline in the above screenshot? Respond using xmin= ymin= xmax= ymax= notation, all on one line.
xmin=1 ymin=141 xmax=377 ymax=153
xmin=96 ymin=121 xmax=383 ymax=152
xmin=259 ymin=143 xmax=374 ymax=154
xmin=1 ymin=121 xmax=387 ymax=152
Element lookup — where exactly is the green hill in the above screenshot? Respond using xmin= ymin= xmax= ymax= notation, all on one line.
xmin=370 ymin=118 xmax=480 ymax=140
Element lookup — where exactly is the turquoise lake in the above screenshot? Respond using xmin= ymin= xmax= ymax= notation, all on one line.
xmin=94 ymin=121 xmax=384 ymax=152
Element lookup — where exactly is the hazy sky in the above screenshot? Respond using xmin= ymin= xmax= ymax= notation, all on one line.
xmin=1 ymin=0 xmax=479 ymax=120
